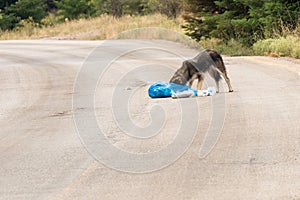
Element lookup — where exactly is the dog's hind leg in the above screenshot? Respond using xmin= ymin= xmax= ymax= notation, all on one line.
xmin=208 ymin=68 xmax=222 ymax=93
xmin=210 ymin=51 xmax=233 ymax=92
xmin=222 ymin=71 xmax=233 ymax=92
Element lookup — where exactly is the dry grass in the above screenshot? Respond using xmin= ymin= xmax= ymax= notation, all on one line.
xmin=0 ymin=13 xmax=201 ymax=48
xmin=0 ymin=14 xmax=184 ymax=40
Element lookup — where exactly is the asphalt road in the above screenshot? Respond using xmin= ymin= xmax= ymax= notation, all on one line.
xmin=0 ymin=40 xmax=300 ymax=200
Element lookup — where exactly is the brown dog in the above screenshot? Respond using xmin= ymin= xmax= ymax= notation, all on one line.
xmin=169 ymin=49 xmax=233 ymax=93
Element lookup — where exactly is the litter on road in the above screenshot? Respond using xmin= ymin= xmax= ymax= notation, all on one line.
xmin=148 ymin=82 xmax=216 ymax=98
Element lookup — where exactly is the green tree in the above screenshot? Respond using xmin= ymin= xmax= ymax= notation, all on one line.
xmin=46 ymin=0 xmax=56 ymax=11
xmin=109 ymin=0 xmax=122 ymax=17
xmin=122 ymin=0 xmax=149 ymax=15
xmin=91 ymin=0 xmax=181 ymax=18
xmin=182 ymin=0 xmax=300 ymax=45
xmin=6 ymin=0 xmax=46 ymax=22
xmin=55 ymin=0 xmax=95 ymax=20
xmin=90 ymin=0 xmax=109 ymax=15
xmin=90 ymin=0 xmax=123 ymax=17
xmin=0 ymin=13 xmax=19 ymax=30
xmin=212 ymin=0 xmax=260 ymax=44
xmin=150 ymin=0 xmax=182 ymax=18
xmin=0 ymin=0 xmax=18 ymax=10
xmin=0 ymin=0 xmax=46 ymax=30
xmin=182 ymin=0 xmax=218 ymax=41
xmin=92 ymin=0 xmax=151 ymax=17
xmin=256 ymin=0 xmax=300 ymax=37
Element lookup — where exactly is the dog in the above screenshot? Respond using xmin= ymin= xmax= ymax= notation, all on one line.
xmin=169 ymin=49 xmax=233 ymax=93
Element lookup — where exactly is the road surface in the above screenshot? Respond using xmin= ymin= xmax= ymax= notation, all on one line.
xmin=0 ymin=40 xmax=300 ymax=200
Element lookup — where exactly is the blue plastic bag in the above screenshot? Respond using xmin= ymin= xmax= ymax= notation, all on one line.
xmin=148 ymin=82 xmax=197 ymax=98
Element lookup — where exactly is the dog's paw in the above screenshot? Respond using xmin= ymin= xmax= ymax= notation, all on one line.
xmin=229 ymin=90 xmax=234 ymax=92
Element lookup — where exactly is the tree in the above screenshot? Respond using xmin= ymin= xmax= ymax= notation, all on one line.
xmin=0 ymin=13 xmax=19 ymax=30
xmin=90 ymin=0 xmax=123 ymax=17
xmin=182 ymin=0 xmax=218 ymax=41
xmin=122 ymin=0 xmax=149 ymax=15
xmin=92 ymin=0 xmax=182 ymax=18
xmin=0 ymin=0 xmax=46 ymax=30
xmin=46 ymin=0 xmax=56 ymax=12
xmin=6 ymin=0 xmax=46 ymax=22
xmin=55 ymin=0 xmax=95 ymax=20
xmin=90 ymin=0 xmax=110 ymax=15
xmin=182 ymin=0 xmax=300 ymax=46
xmin=257 ymin=0 xmax=300 ymax=37
xmin=110 ymin=0 xmax=122 ymax=17
xmin=0 ymin=0 xmax=18 ymax=10
xmin=149 ymin=0 xmax=183 ymax=18
xmin=212 ymin=0 xmax=260 ymax=44
xmin=91 ymin=0 xmax=150 ymax=18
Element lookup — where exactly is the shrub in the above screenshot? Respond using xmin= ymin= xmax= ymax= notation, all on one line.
xmin=15 ymin=17 xmax=39 ymax=36
xmin=253 ymin=39 xmax=276 ymax=55
xmin=41 ymin=13 xmax=60 ymax=26
xmin=253 ymin=35 xmax=300 ymax=58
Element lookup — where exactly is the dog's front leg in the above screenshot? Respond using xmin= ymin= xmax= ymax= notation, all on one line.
xmin=188 ymin=79 xmax=194 ymax=88
xmin=188 ymin=74 xmax=197 ymax=88
xmin=196 ymin=76 xmax=204 ymax=90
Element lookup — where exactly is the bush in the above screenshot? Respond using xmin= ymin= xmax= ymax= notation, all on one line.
xmin=253 ymin=39 xmax=276 ymax=55
xmin=16 ymin=17 xmax=39 ymax=36
xmin=41 ymin=13 xmax=60 ymax=26
xmin=253 ymin=35 xmax=300 ymax=58
xmin=272 ymin=37 xmax=295 ymax=56
xmin=291 ymin=46 xmax=300 ymax=58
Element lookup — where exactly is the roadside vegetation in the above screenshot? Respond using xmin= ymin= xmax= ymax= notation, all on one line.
xmin=0 ymin=0 xmax=299 ymax=58
xmin=0 ymin=14 xmax=184 ymax=40
xmin=253 ymin=35 xmax=300 ymax=59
